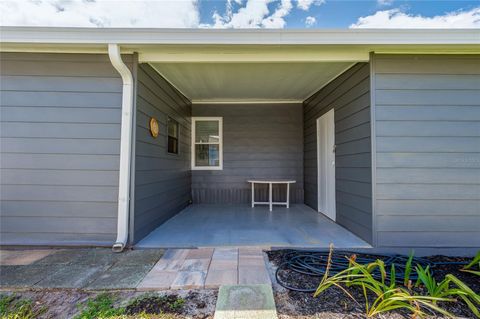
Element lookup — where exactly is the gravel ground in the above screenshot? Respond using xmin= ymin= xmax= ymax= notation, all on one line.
xmin=267 ymin=250 xmax=479 ymax=319
xmin=0 ymin=289 xmax=217 ymax=319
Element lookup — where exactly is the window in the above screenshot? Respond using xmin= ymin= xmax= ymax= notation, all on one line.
xmin=192 ymin=117 xmax=223 ymax=170
xmin=167 ymin=117 xmax=179 ymax=154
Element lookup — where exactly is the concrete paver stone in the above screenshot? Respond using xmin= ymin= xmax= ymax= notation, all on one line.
xmin=86 ymin=265 xmax=153 ymax=290
xmin=0 ymin=250 xmax=57 ymax=266
xmin=238 ymin=248 xmax=264 ymax=257
xmin=137 ymin=270 xmax=178 ymax=291
xmin=35 ymin=265 xmax=109 ymax=289
xmin=115 ymin=249 xmax=165 ymax=266
xmin=33 ymin=249 xmax=92 ymax=265
xmin=209 ymin=259 xmax=237 ymax=271
xmin=180 ymin=258 xmax=210 ymax=272
xmin=239 ymin=255 xmax=265 ymax=267
xmin=151 ymin=258 xmax=186 ymax=272
xmin=171 ymin=271 xmax=206 ymax=289
xmin=162 ymin=249 xmax=189 ymax=261
xmin=215 ymin=284 xmax=277 ymax=319
xmin=212 ymin=248 xmax=238 ymax=260
xmin=239 ymin=266 xmax=271 ymax=285
xmin=186 ymin=248 xmax=214 ymax=259
xmin=204 ymin=270 xmax=238 ymax=288
xmin=0 ymin=265 xmax=62 ymax=288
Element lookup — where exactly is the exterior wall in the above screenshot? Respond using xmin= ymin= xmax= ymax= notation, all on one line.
xmin=372 ymin=54 xmax=480 ymax=248
xmin=192 ymin=103 xmax=304 ymax=204
xmin=133 ymin=64 xmax=192 ymax=243
xmin=303 ymin=63 xmax=373 ymax=243
xmin=0 ymin=52 xmax=132 ymax=246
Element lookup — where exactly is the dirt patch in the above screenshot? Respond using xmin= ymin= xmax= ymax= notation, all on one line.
xmin=125 ymin=291 xmax=216 ymax=319
xmin=268 ymin=250 xmax=479 ymax=319
xmin=0 ymin=289 xmax=217 ymax=319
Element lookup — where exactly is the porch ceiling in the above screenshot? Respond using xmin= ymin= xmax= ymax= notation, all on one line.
xmin=150 ymin=62 xmax=354 ymax=103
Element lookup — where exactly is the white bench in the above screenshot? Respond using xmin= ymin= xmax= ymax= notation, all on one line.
xmin=247 ymin=180 xmax=296 ymax=211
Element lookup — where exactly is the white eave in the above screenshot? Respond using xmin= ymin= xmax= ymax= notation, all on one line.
xmin=1 ymin=26 xmax=479 ymax=45
xmin=1 ymin=27 xmax=479 ymax=63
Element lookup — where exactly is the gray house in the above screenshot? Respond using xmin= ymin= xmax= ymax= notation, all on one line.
xmin=1 ymin=27 xmax=479 ymax=254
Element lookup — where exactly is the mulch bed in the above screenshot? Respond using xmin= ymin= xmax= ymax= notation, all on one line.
xmin=1 ymin=289 xmax=216 ymax=319
xmin=125 ymin=291 xmax=214 ymax=319
xmin=268 ymin=250 xmax=479 ymax=319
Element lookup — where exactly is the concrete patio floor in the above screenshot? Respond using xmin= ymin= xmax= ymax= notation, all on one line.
xmin=137 ymin=204 xmax=370 ymax=249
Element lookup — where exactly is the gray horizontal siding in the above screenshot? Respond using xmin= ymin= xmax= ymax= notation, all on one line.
xmin=372 ymin=54 xmax=480 ymax=248
xmin=303 ymin=63 xmax=372 ymax=243
xmin=133 ymin=63 xmax=192 ymax=243
xmin=0 ymin=52 xmax=132 ymax=246
xmin=192 ymin=103 xmax=304 ymax=204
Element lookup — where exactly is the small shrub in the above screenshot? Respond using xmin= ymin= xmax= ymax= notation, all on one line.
xmin=74 ymin=293 xmax=124 ymax=319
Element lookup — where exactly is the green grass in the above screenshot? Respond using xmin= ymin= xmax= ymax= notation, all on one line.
xmin=74 ymin=293 xmax=187 ymax=319
xmin=74 ymin=293 xmax=125 ymax=319
xmin=0 ymin=294 xmax=46 ymax=319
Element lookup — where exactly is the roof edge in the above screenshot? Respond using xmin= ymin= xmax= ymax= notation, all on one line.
xmin=1 ymin=26 xmax=479 ymax=45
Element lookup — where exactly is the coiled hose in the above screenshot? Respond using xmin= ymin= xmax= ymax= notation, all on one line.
xmin=274 ymin=250 xmax=465 ymax=293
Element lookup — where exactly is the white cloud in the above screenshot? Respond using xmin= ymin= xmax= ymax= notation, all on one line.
xmin=305 ymin=16 xmax=316 ymax=27
xmin=297 ymin=0 xmax=325 ymax=11
xmin=351 ymin=7 xmax=480 ymax=28
xmin=377 ymin=0 xmax=394 ymax=6
xmin=208 ymin=0 xmax=293 ymax=29
xmin=262 ymin=0 xmax=293 ymax=28
xmin=0 ymin=0 xmax=200 ymax=28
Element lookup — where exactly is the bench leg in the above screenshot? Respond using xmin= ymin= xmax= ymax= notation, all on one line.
xmin=287 ymin=183 xmax=290 ymax=208
xmin=251 ymin=183 xmax=255 ymax=208
xmin=269 ymin=183 xmax=273 ymax=212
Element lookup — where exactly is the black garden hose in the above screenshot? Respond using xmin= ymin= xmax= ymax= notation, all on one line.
xmin=274 ymin=250 xmax=466 ymax=293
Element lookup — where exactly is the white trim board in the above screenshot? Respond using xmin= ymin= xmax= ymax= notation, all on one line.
xmin=192 ymin=100 xmax=303 ymax=105
xmin=191 ymin=117 xmax=224 ymax=171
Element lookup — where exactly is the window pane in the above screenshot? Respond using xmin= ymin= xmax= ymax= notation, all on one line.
xmin=195 ymin=144 xmax=220 ymax=167
xmin=195 ymin=121 xmax=219 ymax=143
xmin=167 ymin=118 xmax=178 ymax=138
xmin=168 ymin=136 xmax=178 ymax=154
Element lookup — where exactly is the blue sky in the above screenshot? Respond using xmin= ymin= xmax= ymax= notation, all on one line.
xmin=199 ymin=0 xmax=480 ymax=28
xmin=1 ymin=0 xmax=479 ymax=28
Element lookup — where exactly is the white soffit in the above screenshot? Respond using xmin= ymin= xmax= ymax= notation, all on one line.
xmin=150 ymin=62 xmax=354 ymax=102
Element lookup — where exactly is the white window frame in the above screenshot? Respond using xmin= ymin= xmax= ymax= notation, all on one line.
xmin=191 ymin=117 xmax=223 ymax=170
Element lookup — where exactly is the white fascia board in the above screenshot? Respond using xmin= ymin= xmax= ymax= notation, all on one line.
xmin=1 ymin=27 xmax=479 ymax=45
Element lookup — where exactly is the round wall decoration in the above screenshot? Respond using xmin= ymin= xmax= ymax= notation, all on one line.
xmin=149 ymin=117 xmax=159 ymax=138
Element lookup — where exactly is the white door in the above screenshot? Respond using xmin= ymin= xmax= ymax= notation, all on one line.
xmin=317 ymin=109 xmax=336 ymax=221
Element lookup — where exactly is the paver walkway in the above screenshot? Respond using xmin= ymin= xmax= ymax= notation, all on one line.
xmin=1 ymin=247 xmax=270 ymax=291
xmin=138 ymin=248 xmax=271 ymax=290
xmin=0 ymin=248 xmax=165 ymax=290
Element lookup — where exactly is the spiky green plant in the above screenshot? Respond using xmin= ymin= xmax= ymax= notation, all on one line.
xmin=445 ymin=274 xmax=480 ymax=318
xmin=314 ymin=248 xmax=455 ymax=318
xmin=461 ymin=251 xmax=480 ymax=276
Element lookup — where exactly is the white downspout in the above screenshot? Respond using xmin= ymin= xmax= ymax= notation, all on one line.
xmin=108 ymin=44 xmax=134 ymax=252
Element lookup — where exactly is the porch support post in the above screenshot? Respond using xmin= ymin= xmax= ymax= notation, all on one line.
xmin=108 ymin=43 xmax=134 ymax=252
